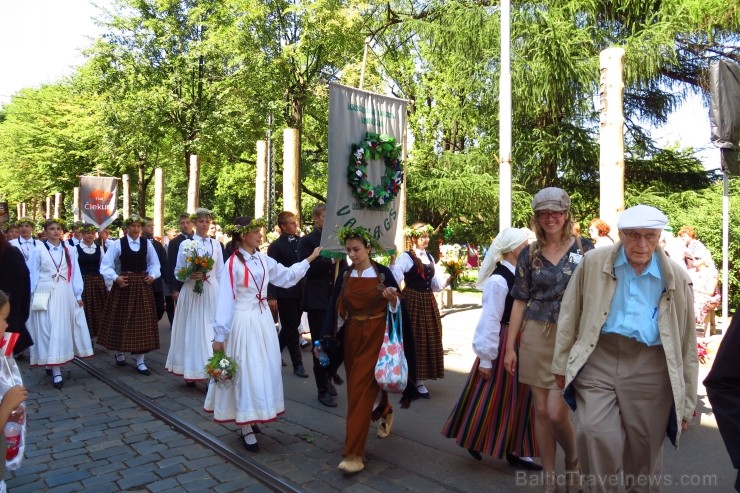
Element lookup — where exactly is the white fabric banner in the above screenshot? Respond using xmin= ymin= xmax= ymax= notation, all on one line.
xmin=79 ymin=176 xmax=118 ymax=230
xmin=321 ymin=83 xmax=407 ymax=256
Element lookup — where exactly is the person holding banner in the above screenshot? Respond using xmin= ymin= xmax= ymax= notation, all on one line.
xmin=76 ymin=223 xmax=107 ymax=338
xmin=390 ymin=222 xmax=450 ymax=399
xmin=28 ymin=219 xmax=94 ymax=389
xmin=99 ymin=214 xmax=161 ymax=376
xmin=205 ymin=216 xmax=321 ymax=453
xmin=166 ymin=208 xmax=223 ymax=386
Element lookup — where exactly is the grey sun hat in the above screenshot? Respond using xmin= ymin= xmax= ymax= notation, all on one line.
xmin=532 ymin=187 xmax=571 ymax=212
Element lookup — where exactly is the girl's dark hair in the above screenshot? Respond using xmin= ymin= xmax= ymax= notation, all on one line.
xmin=231 ymin=216 xmax=254 ymax=264
xmin=0 ymin=290 xmax=8 ymax=309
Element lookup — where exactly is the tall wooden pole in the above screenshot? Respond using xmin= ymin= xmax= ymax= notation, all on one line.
xmin=283 ymin=129 xmax=300 ymax=217
xmin=154 ymin=168 xmax=165 ymax=240
xmin=187 ymin=154 xmax=200 ymax=213
xmin=255 ymin=140 xmax=268 ymax=219
xmin=498 ymin=0 xmax=512 ymax=231
xmin=16 ymin=203 xmax=22 ymax=219
xmin=45 ymin=196 xmax=52 ymax=219
xmin=122 ymin=174 xmax=131 ymax=219
xmin=54 ymin=193 xmax=62 ymax=218
xmin=73 ymin=187 xmax=81 ymax=222
xmin=20 ymin=202 xmax=27 ymax=218
xmin=359 ymin=38 xmax=370 ymax=90
xmin=598 ymin=48 xmax=626 ymax=232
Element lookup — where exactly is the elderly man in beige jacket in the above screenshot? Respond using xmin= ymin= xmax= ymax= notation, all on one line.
xmin=553 ymin=205 xmax=698 ymax=493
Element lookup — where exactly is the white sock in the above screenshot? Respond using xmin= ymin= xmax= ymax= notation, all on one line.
xmin=52 ymin=367 xmax=62 ymax=381
xmin=134 ymin=354 xmax=145 ymax=366
xmin=242 ymin=425 xmax=257 ymax=444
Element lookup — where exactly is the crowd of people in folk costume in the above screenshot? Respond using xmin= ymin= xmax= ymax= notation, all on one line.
xmin=2 ymin=192 xmax=739 ymax=493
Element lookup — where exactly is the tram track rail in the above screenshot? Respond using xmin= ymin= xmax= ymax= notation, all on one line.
xmin=73 ymin=357 xmax=303 ymax=493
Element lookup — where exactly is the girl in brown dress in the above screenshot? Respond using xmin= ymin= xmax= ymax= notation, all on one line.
xmin=319 ymin=226 xmax=413 ymax=475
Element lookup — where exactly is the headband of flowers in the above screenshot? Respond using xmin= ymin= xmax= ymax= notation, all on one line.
xmin=336 ymin=225 xmax=385 ymax=253
xmin=42 ymin=218 xmax=67 ymax=229
xmin=123 ymin=214 xmax=145 ymax=227
xmin=404 ymin=224 xmax=434 ymax=238
xmin=15 ymin=217 xmax=35 ymax=226
xmin=79 ymin=223 xmax=98 ymax=233
xmin=223 ymin=217 xmax=267 ymax=235
xmin=0 ymin=223 xmax=11 ymax=231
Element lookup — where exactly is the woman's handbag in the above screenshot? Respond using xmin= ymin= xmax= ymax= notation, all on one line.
xmin=374 ymin=310 xmax=408 ymax=393
xmin=30 ymin=291 xmax=50 ymax=311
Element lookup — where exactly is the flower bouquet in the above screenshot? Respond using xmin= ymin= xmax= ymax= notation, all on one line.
xmin=439 ymin=243 xmax=466 ymax=289
xmin=697 ymin=341 xmax=708 ymax=365
xmin=205 ymin=350 xmax=239 ymax=386
xmin=177 ymin=243 xmax=215 ymax=294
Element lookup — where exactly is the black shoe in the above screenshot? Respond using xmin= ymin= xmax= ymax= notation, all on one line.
xmin=327 ymin=381 xmax=338 ymax=397
xmin=52 ymin=375 xmax=64 ymax=390
xmin=293 ymin=365 xmax=309 ymax=378
xmin=300 ymin=338 xmax=310 ymax=350
xmin=416 ymin=384 xmax=431 ymax=399
xmin=136 ymin=363 xmax=151 ymax=376
xmin=45 ymin=369 xmax=52 ymax=376
xmin=241 ymin=432 xmax=260 ymax=452
xmin=506 ymin=453 xmax=543 ymax=471
xmin=185 ymin=381 xmax=196 ymax=388
xmin=467 ymin=448 xmax=482 ymax=461
xmin=115 ymin=353 xmax=127 ymax=366
xmin=252 ymin=424 xmax=261 ymax=434
xmin=14 ymin=352 xmax=25 ymax=361
xmin=332 ymin=373 xmax=344 ymax=385
xmin=318 ymin=392 xmax=338 ymax=407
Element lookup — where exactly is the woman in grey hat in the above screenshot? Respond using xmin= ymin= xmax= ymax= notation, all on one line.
xmin=503 ymin=187 xmax=592 ymax=492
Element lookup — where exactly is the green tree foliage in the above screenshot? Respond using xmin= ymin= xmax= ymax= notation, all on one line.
xmin=0 ymin=82 xmax=105 ymax=214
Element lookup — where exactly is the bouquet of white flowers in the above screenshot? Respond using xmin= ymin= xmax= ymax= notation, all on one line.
xmin=205 ymin=350 xmax=239 ymax=387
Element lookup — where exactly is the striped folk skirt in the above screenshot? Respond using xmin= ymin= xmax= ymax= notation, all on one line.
xmin=403 ymin=288 xmax=444 ymax=380
xmin=81 ymin=274 xmax=107 ymax=338
xmin=441 ymin=324 xmax=538 ymax=459
xmin=98 ymin=272 xmax=160 ymax=353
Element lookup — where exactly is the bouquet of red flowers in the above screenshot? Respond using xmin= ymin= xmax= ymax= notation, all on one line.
xmin=697 ymin=341 xmax=708 ymax=365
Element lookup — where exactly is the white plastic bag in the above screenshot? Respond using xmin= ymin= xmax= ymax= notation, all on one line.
xmin=0 ymin=354 xmax=25 ymax=471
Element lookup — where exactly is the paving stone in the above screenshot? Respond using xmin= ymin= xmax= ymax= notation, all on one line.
xmin=47 ymin=483 xmax=85 ymax=493
xmin=117 ymin=471 xmax=160 ymax=490
xmin=147 ymin=477 xmax=180 ymax=492
xmin=44 ymin=470 xmax=90 ymax=488
xmin=8 ymin=480 xmax=52 ymax=493
xmin=154 ymin=463 xmax=188 ymax=479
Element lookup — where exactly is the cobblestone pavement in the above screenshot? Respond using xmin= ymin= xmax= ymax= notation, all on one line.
xmin=6 ymin=292 xmax=735 ymax=492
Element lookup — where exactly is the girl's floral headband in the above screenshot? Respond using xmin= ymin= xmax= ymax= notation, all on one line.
xmin=79 ymin=223 xmax=98 ymax=233
xmin=336 ymin=225 xmax=385 ymax=253
xmin=123 ymin=214 xmax=145 ymax=227
xmin=15 ymin=217 xmax=35 ymax=227
xmin=223 ymin=218 xmax=267 ymax=235
xmin=404 ymin=224 xmax=433 ymax=238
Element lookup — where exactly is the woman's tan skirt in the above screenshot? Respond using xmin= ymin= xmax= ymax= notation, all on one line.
xmin=518 ymin=319 xmax=559 ymax=390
